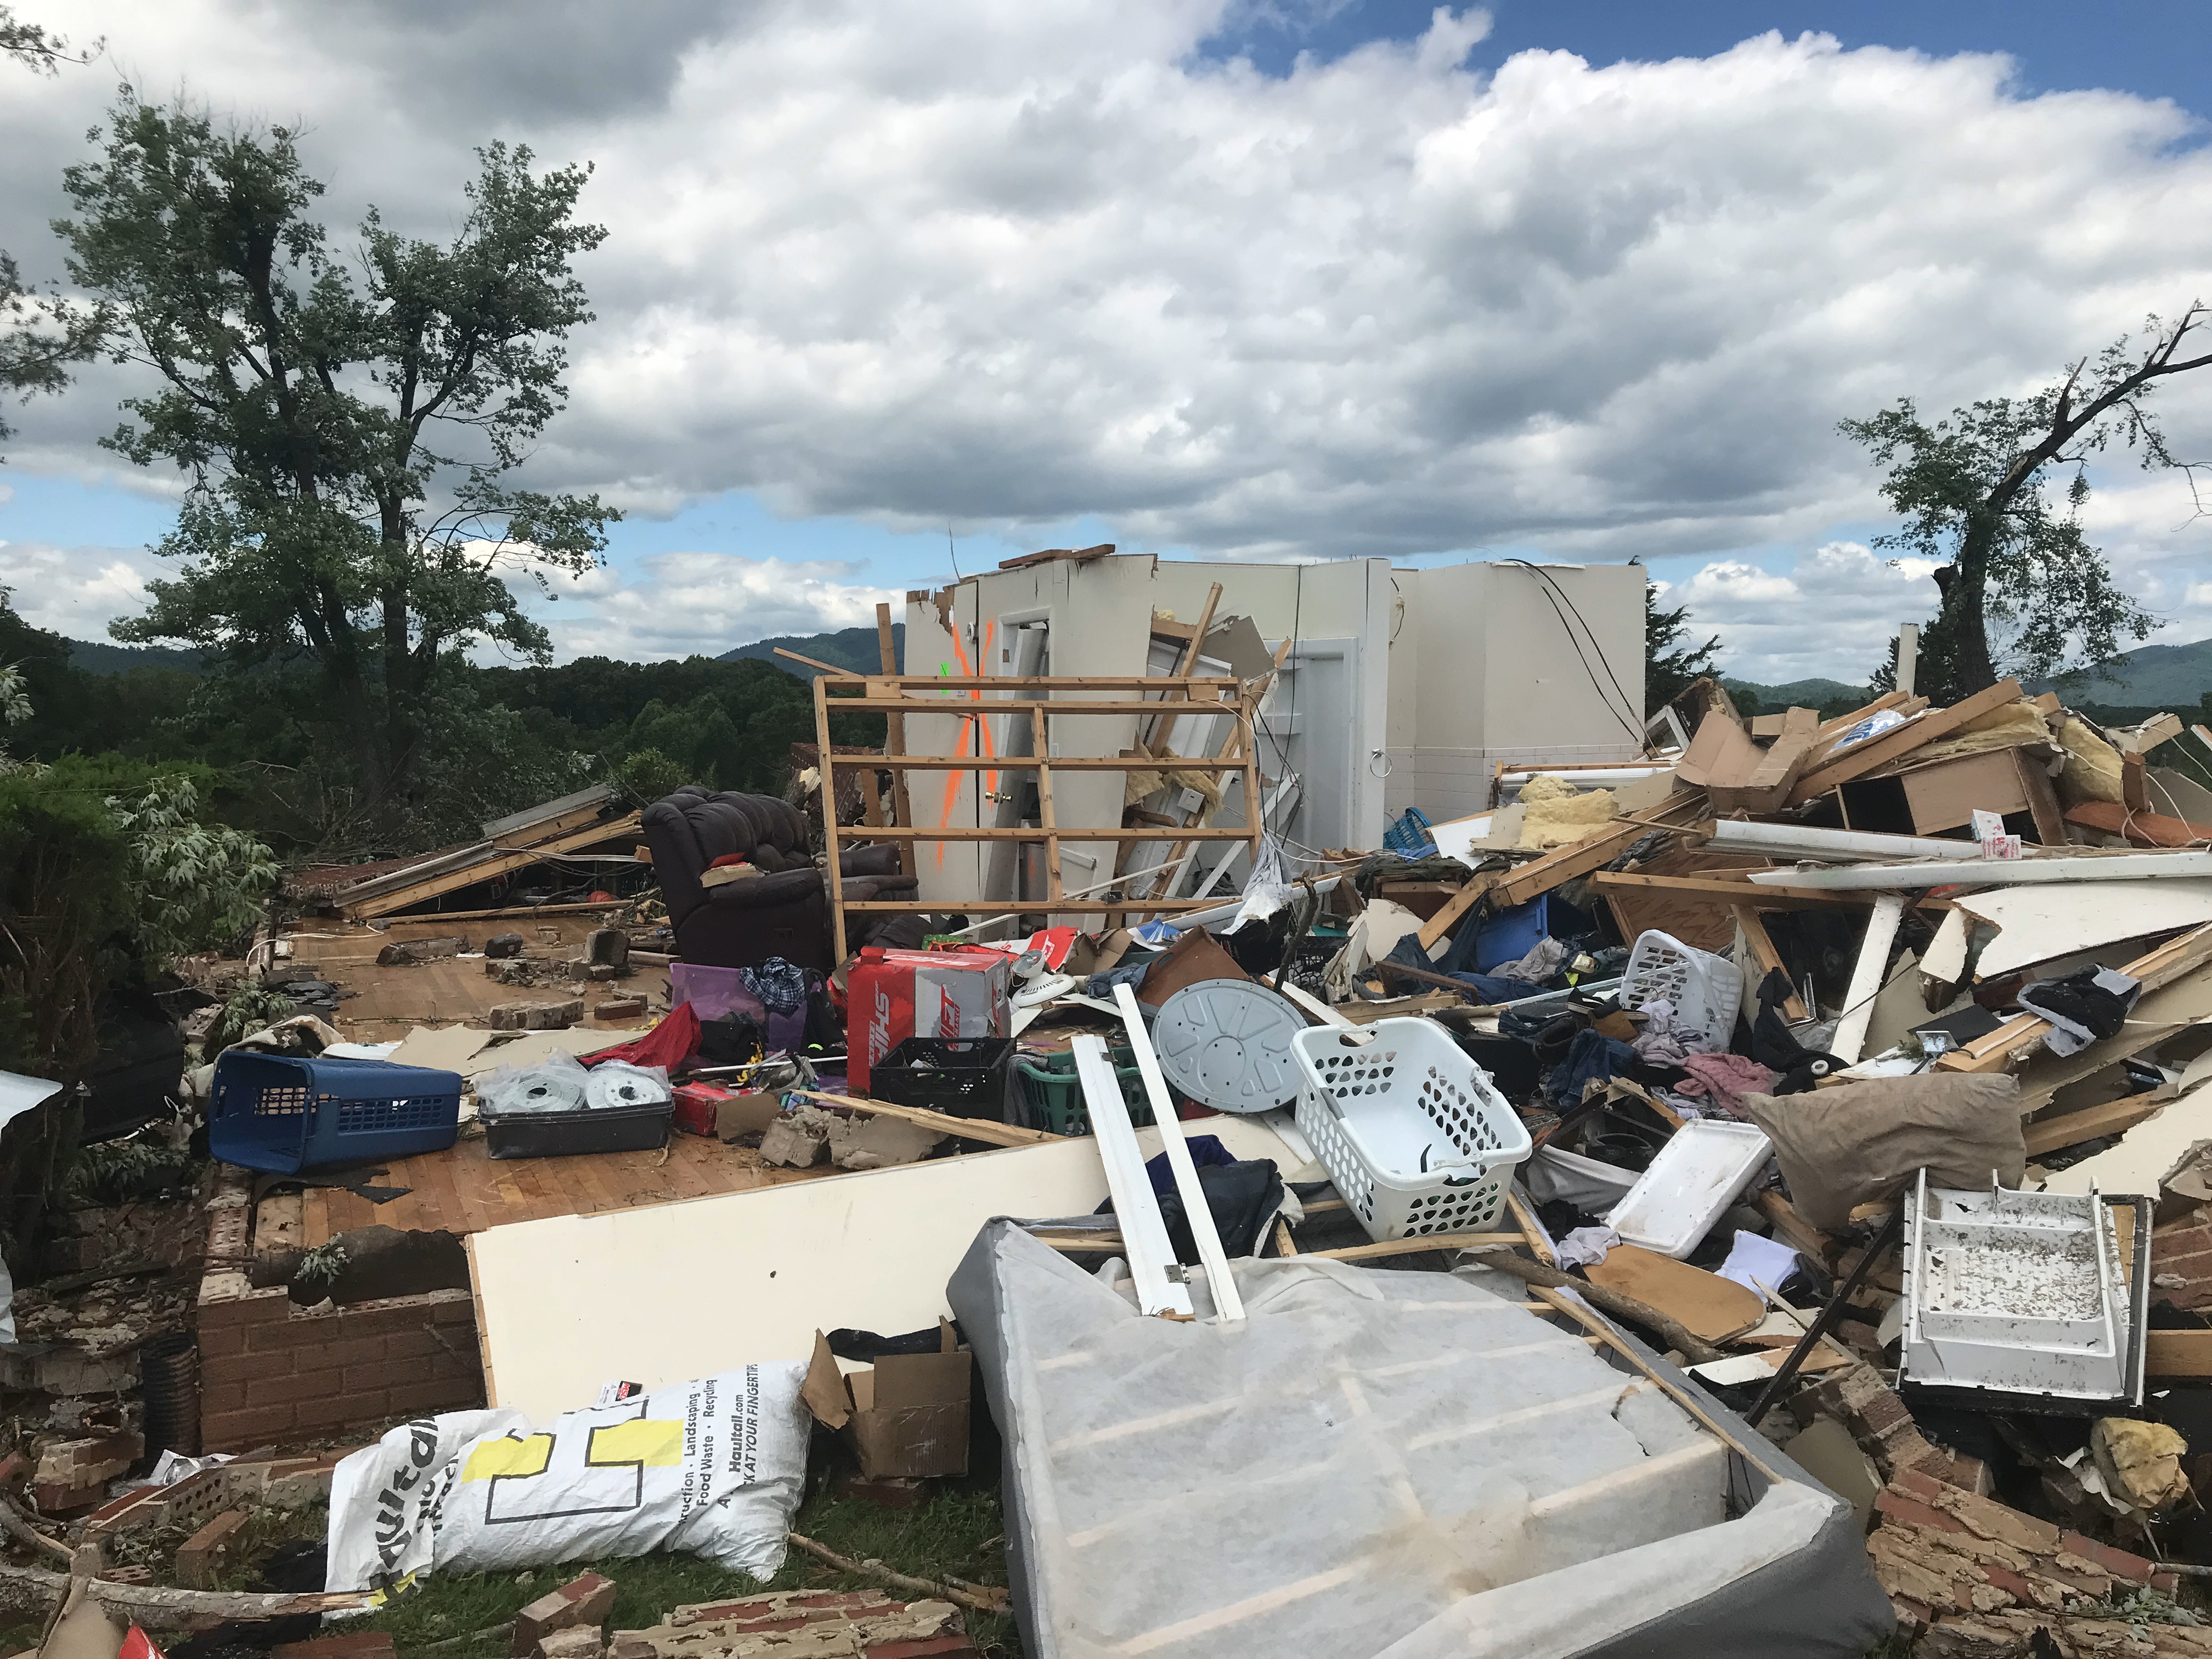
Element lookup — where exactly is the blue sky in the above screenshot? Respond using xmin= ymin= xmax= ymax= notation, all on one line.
xmin=4 ymin=0 xmax=2209 ymax=680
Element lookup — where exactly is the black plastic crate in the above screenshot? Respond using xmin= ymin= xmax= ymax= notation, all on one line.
xmin=871 ymin=1037 xmax=1017 ymax=1123
xmin=479 ymin=1099 xmax=673 ymax=1160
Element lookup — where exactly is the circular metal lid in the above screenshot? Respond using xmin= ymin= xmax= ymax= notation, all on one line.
xmin=1151 ymin=979 xmax=1305 ymax=1113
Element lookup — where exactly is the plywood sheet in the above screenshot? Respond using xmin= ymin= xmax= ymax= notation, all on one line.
xmin=1583 ymin=1244 xmax=1765 ymax=1343
xmin=299 ymin=1127 xmax=820 ymax=1244
xmin=468 ymin=1116 xmax=1297 ymax=1420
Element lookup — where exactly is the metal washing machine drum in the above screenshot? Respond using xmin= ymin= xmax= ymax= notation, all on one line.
xmin=1150 ymin=980 xmax=1306 ymax=1113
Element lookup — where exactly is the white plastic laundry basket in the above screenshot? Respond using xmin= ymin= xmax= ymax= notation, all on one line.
xmin=1620 ymin=930 xmax=1745 ymax=1051
xmin=1291 ymin=1018 xmax=1531 ymax=1242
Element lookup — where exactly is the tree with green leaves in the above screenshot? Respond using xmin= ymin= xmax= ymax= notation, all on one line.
xmin=55 ymin=95 xmax=617 ymax=827
xmin=1643 ymin=579 xmax=1723 ymax=714
xmin=0 ymin=7 xmax=102 ymax=453
xmin=1841 ymin=307 xmax=2211 ymax=696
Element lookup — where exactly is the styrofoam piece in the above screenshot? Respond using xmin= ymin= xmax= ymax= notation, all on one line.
xmin=1291 ymin=1018 xmax=1530 ymax=1241
xmin=1604 ymin=1121 xmax=1773 ymax=1259
xmin=1900 ymin=1170 xmax=2143 ymax=1409
xmin=1620 ymin=931 xmax=1744 ymax=1051
xmin=1151 ymin=979 xmax=1305 ymax=1112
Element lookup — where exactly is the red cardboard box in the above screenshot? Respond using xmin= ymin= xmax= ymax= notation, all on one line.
xmin=847 ymin=947 xmax=1011 ymax=1096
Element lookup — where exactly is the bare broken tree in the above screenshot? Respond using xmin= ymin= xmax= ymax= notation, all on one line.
xmin=1842 ymin=304 xmax=2212 ymax=698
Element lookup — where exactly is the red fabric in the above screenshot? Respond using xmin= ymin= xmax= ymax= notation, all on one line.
xmin=709 ymin=853 xmax=753 ymax=868
xmin=583 ymin=1000 xmax=701 ymax=1071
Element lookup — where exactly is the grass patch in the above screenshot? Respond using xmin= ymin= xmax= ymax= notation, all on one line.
xmin=350 ymin=1472 xmax=1014 ymax=1658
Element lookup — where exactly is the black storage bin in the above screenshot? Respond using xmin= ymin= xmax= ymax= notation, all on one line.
xmin=871 ymin=1037 xmax=1017 ymax=1122
xmin=480 ymin=1099 xmax=673 ymax=1159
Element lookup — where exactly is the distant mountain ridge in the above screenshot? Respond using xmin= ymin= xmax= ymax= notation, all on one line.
xmin=69 ymin=639 xmax=206 ymax=675
xmin=720 ymin=624 xmax=904 ymax=678
xmin=1726 ymin=636 xmax=2212 ymax=714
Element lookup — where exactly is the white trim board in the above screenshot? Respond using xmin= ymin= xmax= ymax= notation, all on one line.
xmin=466 ymin=1116 xmax=1296 ymax=1421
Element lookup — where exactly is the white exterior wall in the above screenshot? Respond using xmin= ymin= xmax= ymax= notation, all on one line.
xmin=1385 ymin=561 xmax=1647 ymax=824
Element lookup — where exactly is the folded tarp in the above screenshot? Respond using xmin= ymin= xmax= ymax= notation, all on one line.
xmin=948 ymin=1221 xmax=1892 ymax=1659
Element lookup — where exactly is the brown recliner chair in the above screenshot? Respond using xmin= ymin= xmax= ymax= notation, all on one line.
xmin=642 ymin=788 xmax=918 ymax=971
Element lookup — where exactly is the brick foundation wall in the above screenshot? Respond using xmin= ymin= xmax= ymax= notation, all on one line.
xmin=197 ymin=1174 xmax=484 ymax=1451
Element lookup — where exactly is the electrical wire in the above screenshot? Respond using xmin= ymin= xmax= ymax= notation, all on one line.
xmin=1500 ymin=559 xmax=1645 ymax=742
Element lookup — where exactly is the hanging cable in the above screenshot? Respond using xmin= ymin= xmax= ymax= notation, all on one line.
xmin=1500 ymin=558 xmax=1645 ymax=741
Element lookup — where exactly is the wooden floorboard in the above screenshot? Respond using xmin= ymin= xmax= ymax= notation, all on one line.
xmin=295 ymin=1128 xmax=817 ymax=1249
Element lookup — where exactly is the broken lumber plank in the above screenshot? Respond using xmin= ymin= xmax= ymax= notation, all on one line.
xmin=1491 ymin=791 xmax=1709 ymax=909
xmin=1787 ymin=678 xmax=2024 ymax=806
xmin=342 ymin=812 xmax=643 ymax=920
xmin=2066 ymin=799 xmax=2212 ymax=848
xmin=1308 ymin=1230 xmax=1523 ymax=1262
xmin=2023 ymin=1094 xmax=2176 ymax=1158
xmin=1936 ymin=919 xmax=2212 ymax=1074
xmin=2148 ymin=1331 xmax=2212 ymax=1379
xmin=1731 ymin=906 xmax=1809 ymax=1020
xmin=793 ymin=1090 xmax=1065 ymax=1148
xmin=1590 ymin=871 xmax=1955 ymax=912
xmin=1754 ymin=1192 xmax=1833 ymax=1264
xmin=876 ymin=601 xmax=916 ymax=880
xmin=0 ymin=1564 xmax=371 ymax=1627
xmin=1413 ymin=870 xmax=1498 ymax=951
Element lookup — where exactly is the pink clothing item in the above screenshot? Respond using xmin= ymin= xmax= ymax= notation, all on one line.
xmin=1674 ymin=1052 xmax=1779 ymax=1120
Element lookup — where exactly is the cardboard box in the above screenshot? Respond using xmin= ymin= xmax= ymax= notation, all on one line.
xmin=671 ymin=1082 xmax=782 ymax=1139
xmin=802 ymin=1321 xmax=971 ymax=1480
xmin=847 ymin=947 xmax=1009 ymax=1095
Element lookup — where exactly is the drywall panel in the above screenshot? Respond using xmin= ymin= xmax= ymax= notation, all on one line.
xmin=1477 ymin=563 xmax=1646 ymax=758
xmin=1961 ymin=880 xmax=2212 ymax=979
xmin=470 ymin=1116 xmax=1299 ymax=1421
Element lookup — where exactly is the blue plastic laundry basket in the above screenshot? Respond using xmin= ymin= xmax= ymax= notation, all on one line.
xmin=209 ymin=1052 xmax=462 ymax=1174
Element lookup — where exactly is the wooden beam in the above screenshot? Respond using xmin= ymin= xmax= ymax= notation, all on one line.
xmin=342 ymin=812 xmax=643 ymax=919
xmin=1413 ymin=871 xmax=1497 ymax=951
xmin=877 ymin=601 xmax=916 ymax=881
xmin=1493 ymin=792 xmax=1711 ymax=908
xmin=2147 ymin=1330 xmax=2212 ymax=1379
xmin=825 ymin=697 xmax=1239 ymax=715
xmin=2066 ymin=800 xmax=2212 ymax=849
xmin=794 ymin=1090 xmax=1065 ymax=1149
xmin=820 ymin=675 xmax=1242 ymax=692
xmin=1308 ymin=1231 xmax=1523 ymax=1261
xmin=831 ymin=754 xmax=1251 ymax=772
xmin=842 ymin=826 xmax=1252 ymax=842
xmin=2024 ymin=1095 xmax=2176 ymax=1158
xmin=772 ymin=645 xmax=849 ymax=675
xmin=1731 ymin=906 xmax=1808 ymax=1020
xmin=1937 ymin=919 xmax=2212 ymax=1074
xmin=816 ymin=678 xmax=848 ymax=963
xmin=1788 ymin=679 xmax=2025 ymax=805
xmin=839 ymin=898 xmax=1236 ymax=913
xmin=1591 ymin=870 xmax=1957 ymax=913
xmin=1754 ymin=1192 xmax=1833 ymax=1263
xmin=360 ymin=899 xmax=628 ymax=924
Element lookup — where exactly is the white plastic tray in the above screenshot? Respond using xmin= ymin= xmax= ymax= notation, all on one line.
xmin=1605 ymin=1120 xmax=1772 ymax=1259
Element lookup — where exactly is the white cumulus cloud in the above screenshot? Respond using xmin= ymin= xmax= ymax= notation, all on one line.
xmin=503 ymin=551 xmax=901 ymax=664
xmin=0 ymin=1 xmax=2205 ymax=679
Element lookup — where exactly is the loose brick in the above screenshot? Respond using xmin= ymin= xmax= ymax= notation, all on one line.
xmin=513 ymin=1572 xmax=618 ymax=1656
xmin=272 ymin=1633 xmax=398 ymax=1659
xmin=176 ymin=1509 xmax=251 ymax=1589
